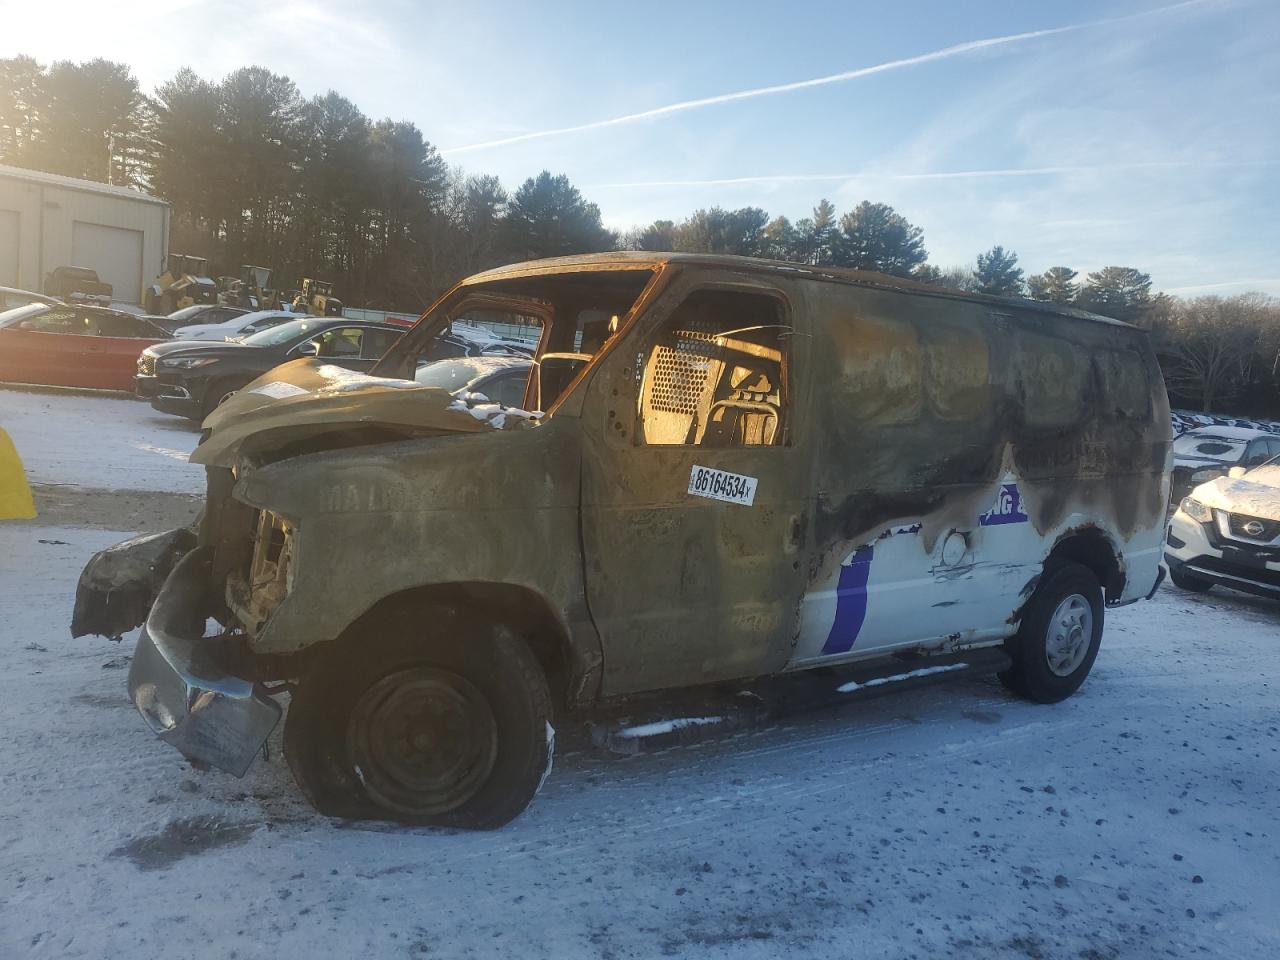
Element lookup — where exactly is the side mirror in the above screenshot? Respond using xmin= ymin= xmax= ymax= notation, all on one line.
xmin=294 ymin=341 xmax=318 ymax=357
xmin=1228 ymin=466 xmax=1247 ymax=479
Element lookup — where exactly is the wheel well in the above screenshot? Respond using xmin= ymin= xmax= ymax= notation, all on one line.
xmin=202 ymin=375 xmax=247 ymax=411
xmin=1048 ymin=528 xmax=1125 ymax=600
xmin=336 ymin=582 xmax=579 ymax=707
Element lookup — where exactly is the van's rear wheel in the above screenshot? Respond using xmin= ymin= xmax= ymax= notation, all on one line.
xmin=999 ymin=561 xmax=1103 ymax=704
xmin=284 ymin=612 xmax=553 ymax=828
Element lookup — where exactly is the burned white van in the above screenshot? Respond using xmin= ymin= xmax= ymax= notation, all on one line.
xmin=73 ymin=253 xmax=1172 ymax=827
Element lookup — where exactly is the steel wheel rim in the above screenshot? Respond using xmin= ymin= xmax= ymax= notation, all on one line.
xmin=347 ymin=667 xmax=498 ymax=816
xmin=1045 ymin=593 xmax=1093 ymax=677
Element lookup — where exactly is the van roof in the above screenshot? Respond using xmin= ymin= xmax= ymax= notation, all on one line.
xmin=466 ymin=251 xmax=1137 ymax=330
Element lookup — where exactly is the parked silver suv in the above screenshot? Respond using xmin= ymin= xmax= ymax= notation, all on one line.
xmin=1166 ymin=455 xmax=1280 ymax=598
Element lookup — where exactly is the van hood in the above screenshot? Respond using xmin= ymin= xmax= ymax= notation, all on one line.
xmin=191 ymin=359 xmax=540 ymax=467
xmin=1190 ymin=465 xmax=1280 ymax=521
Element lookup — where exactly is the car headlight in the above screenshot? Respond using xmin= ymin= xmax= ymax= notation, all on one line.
xmin=1190 ymin=468 xmax=1222 ymax=483
xmin=160 ymin=356 xmax=219 ymax=369
xmin=1180 ymin=497 xmax=1212 ymax=523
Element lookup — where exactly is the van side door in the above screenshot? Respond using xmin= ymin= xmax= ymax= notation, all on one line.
xmin=578 ymin=273 xmax=812 ymax=696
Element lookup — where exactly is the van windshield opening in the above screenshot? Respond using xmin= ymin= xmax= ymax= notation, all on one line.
xmin=381 ymin=267 xmax=657 ymax=411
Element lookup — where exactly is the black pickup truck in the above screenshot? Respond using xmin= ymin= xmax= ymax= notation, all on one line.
xmin=43 ymin=266 xmax=113 ymax=305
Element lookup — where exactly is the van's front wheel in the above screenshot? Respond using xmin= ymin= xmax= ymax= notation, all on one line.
xmin=284 ymin=614 xmax=553 ymax=829
xmin=999 ymin=562 xmax=1104 ymax=704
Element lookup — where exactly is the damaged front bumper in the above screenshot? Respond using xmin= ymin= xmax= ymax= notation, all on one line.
xmin=127 ymin=546 xmax=282 ymax=777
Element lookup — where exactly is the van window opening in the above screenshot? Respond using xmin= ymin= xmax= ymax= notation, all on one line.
xmin=638 ymin=289 xmax=789 ymax=447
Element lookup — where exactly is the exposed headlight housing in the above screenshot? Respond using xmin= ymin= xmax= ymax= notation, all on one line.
xmin=1180 ymin=497 xmax=1212 ymax=523
xmin=161 ymin=356 xmax=219 ymax=369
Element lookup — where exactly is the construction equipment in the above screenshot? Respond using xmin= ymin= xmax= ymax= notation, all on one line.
xmin=219 ymin=265 xmax=282 ymax=311
xmin=298 ymin=278 xmax=344 ymax=317
xmin=143 ymin=254 xmax=217 ymax=314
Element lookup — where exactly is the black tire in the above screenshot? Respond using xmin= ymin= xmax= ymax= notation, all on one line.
xmin=1170 ymin=567 xmax=1213 ymax=593
xmin=284 ymin=608 xmax=553 ymax=829
xmin=998 ymin=561 xmax=1104 ymax=704
xmin=202 ymin=379 xmax=244 ymax=419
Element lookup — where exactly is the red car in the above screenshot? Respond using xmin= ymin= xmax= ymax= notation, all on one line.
xmin=0 ymin=302 xmax=171 ymax=392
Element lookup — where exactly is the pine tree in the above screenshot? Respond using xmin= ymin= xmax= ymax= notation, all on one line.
xmin=973 ymin=245 xmax=1024 ymax=296
xmin=31 ymin=59 xmax=148 ymax=185
xmin=1077 ymin=266 xmax=1153 ymax=324
xmin=631 ymin=220 xmax=676 ymax=251
xmin=761 ymin=216 xmax=796 ymax=261
xmin=810 ymin=199 xmax=837 ymax=265
xmin=1027 ymin=266 xmax=1078 ymax=304
xmin=502 ymin=171 xmax=616 ymax=259
xmin=0 ymin=56 xmax=46 ymax=164
xmin=671 ymin=207 xmax=769 ymax=256
xmin=832 ymin=201 xmax=927 ymax=277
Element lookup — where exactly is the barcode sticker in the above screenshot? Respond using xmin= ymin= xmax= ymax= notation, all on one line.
xmin=688 ymin=465 xmax=757 ymax=506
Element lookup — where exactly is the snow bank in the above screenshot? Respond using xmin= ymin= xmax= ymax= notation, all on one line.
xmin=615 ymin=716 xmax=727 ymax=739
xmin=837 ymin=661 xmax=970 ymax=694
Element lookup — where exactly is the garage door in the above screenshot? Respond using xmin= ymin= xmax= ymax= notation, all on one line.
xmin=0 ymin=209 xmax=18 ymax=288
xmin=71 ymin=221 xmax=144 ymax=303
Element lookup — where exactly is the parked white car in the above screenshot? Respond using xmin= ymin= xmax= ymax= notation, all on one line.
xmin=1166 ymin=455 xmax=1280 ymax=598
xmin=1170 ymin=426 xmax=1280 ymax=503
xmin=172 ymin=309 xmax=303 ymax=341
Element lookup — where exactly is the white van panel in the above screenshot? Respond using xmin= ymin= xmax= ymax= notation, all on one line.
xmin=790 ymin=478 xmax=1094 ymax=667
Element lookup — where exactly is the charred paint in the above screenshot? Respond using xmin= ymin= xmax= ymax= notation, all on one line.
xmin=72 ymin=253 xmax=1169 ymax=710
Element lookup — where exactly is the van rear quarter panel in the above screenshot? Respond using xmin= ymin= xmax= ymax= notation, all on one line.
xmin=792 ymin=280 xmax=1170 ymax=665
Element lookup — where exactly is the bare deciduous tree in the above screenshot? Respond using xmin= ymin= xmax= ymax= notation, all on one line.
xmin=1153 ymin=294 xmax=1280 ymax=413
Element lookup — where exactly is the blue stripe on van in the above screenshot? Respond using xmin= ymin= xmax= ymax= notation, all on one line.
xmin=821 ymin=544 xmax=874 ymax=655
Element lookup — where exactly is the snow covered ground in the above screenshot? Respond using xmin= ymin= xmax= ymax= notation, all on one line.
xmin=1 ymin=390 xmax=1278 ymax=959
xmin=1 ymin=386 xmax=203 ymax=494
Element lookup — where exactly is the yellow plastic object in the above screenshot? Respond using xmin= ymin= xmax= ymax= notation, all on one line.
xmin=0 ymin=427 xmax=36 ymax=520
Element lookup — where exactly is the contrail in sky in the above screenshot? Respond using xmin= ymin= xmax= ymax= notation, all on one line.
xmin=441 ymin=0 xmax=1219 ymax=156
xmin=586 ymin=159 xmax=1275 ymax=189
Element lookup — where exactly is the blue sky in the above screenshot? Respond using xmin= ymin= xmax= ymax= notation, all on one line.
xmin=6 ymin=0 xmax=1278 ymax=293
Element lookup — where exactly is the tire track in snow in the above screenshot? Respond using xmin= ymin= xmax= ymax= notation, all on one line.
xmin=323 ymin=712 xmax=1078 ymax=872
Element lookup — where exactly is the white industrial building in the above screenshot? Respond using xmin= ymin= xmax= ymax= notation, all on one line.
xmin=0 ymin=164 xmax=170 ymax=305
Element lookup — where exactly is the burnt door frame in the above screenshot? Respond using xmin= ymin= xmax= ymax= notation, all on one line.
xmin=578 ymin=269 xmax=813 ymax=696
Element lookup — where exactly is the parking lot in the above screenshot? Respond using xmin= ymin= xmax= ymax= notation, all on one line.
xmin=1 ymin=384 xmax=1278 ymax=959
